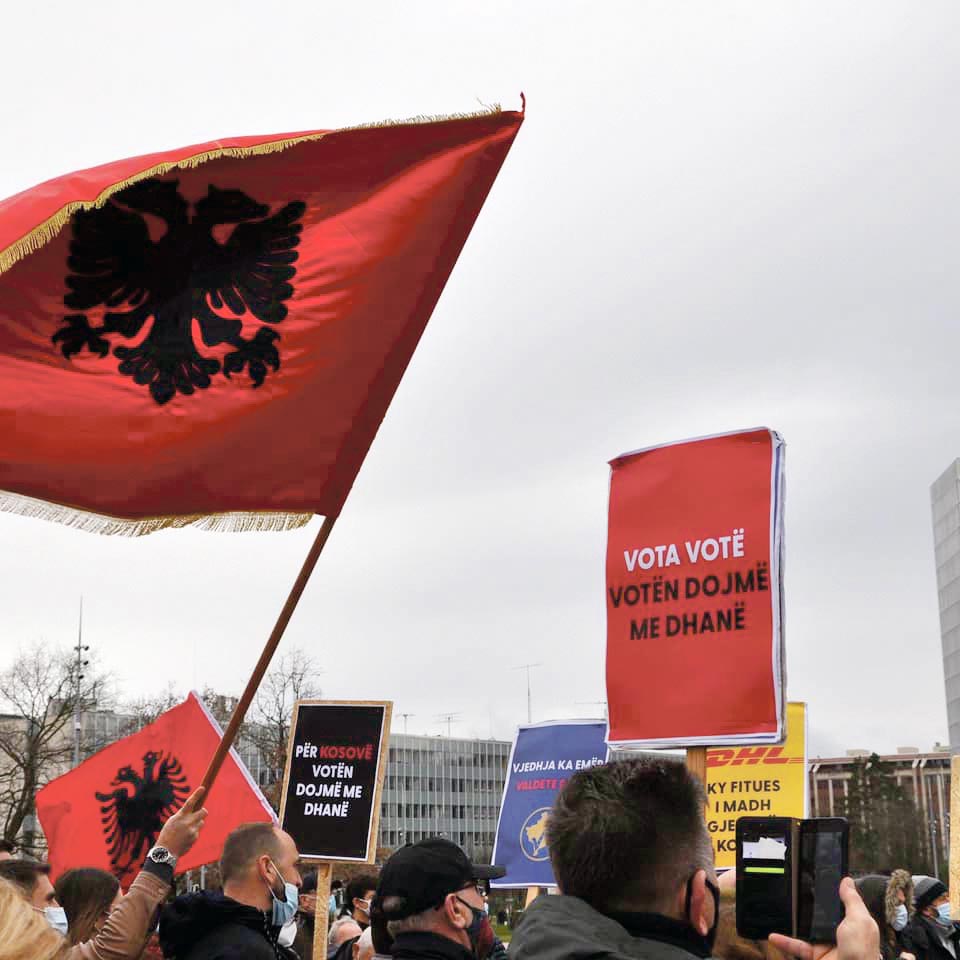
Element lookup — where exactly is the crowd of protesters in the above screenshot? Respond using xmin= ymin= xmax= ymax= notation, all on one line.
xmin=0 ymin=757 xmax=938 ymax=960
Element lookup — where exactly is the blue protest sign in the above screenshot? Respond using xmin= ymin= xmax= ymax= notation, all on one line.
xmin=490 ymin=719 xmax=609 ymax=888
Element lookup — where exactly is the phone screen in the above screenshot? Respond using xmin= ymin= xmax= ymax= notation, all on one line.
xmin=736 ymin=819 xmax=793 ymax=939
xmin=797 ymin=819 xmax=848 ymax=942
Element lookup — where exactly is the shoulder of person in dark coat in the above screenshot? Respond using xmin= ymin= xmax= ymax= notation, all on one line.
xmin=901 ymin=914 xmax=960 ymax=960
xmin=159 ymin=890 xmax=277 ymax=960
xmin=509 ymin=893 xmax=701 ymax=960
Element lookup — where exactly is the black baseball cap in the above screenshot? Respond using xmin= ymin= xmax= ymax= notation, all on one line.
xmin=375 ymin=838 xmax=505 ymax=920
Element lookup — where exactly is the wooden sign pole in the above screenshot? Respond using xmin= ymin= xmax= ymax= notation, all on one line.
xmin=200 ymin=514 xmax=338 ymax=795
xmin=686 ymin=746 xmax=707 ymax=787
xmin=312 ymin=863 xmax=333 ymax=960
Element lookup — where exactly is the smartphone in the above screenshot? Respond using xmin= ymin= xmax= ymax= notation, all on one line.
xmin=736 ymin=817 xmax=848 ymax=942
xmin=736 ymin=817 xmax=796 ymax=940
xmin=796 ymin=818 xmax=849 ymax=943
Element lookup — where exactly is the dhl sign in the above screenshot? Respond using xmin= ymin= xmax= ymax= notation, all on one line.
xmin=706 ymin=702 xmax=807 ymax=867
xmin=707 ymin=745 xmax=806 ymax=767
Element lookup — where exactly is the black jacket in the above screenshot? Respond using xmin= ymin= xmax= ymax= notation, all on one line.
xmin=159 ymin=890 xmax=292 ymax=960
xmin=903 ymin=915 xmax=960 ymax=960
xmin=509 ymin=894 xmax=712 ymax=960
xmin=391 ymin=932 xmax=475 ymax=960
xmin=293 ymin=914 xmax=315 ymax=960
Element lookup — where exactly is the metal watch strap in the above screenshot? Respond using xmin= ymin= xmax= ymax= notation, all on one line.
xmin=148 ymin=845 xmax=178 ymax=869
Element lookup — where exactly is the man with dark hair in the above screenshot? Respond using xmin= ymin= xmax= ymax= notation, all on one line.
xmin=511 ymin=759 xmax=879 ymax=960
xmin=342 ymin=873 xmax=380 ymax=930
xmin=510 ymin=758 xmax=718 ymax=960
xmin=373 ymin=837 xmax=505 ymax=960
xmin=0 ymin=859 xmax=59 ymax=912
xmin=160 ymin=821 xmax=302 ymax=959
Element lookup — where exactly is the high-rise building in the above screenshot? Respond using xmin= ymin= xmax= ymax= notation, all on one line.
xmin=931 ymin=460 xmax=960 ymax=749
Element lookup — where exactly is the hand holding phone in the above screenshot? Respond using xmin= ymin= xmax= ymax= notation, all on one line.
xmin=769 ymin=877 xmax=880 ymax=960
xmin=735 ymin=817 xmax=849 ymax=942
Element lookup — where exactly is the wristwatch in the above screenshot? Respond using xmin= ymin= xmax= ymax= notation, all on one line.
xmin=147 ymin=846 xmax=178 ymax=870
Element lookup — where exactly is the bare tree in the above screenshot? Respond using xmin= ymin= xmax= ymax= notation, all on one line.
xmin=119 ymin=683 xmax=183 ymax=735
xmin=243 ymin=649 xmax=322 ymax=808
xmin=0 ymin=644 xmax=110 ymax=854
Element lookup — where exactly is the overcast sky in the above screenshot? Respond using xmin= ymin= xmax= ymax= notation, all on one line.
xmin=1 ymin=1 xmax=957 ymax=759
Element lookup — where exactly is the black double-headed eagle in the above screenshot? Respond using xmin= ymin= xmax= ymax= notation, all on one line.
xmin=53 ymin=177 xmax=306 ymax=405
xmin=95 ymin=750 xmax=189 ymax=878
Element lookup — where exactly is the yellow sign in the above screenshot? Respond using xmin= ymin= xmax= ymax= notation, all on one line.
xmin=706 ymin=701 xmax=807 ymax=869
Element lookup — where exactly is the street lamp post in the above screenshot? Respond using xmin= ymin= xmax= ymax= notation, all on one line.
xmin=73 ymin=598 xmax=89 ymax=767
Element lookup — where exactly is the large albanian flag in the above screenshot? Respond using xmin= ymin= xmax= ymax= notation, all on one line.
xmin=0 ymin=105 xmax=523 ymax=534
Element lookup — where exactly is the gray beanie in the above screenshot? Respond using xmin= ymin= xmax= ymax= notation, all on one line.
xmin=913 ymin=875 xmax=948 ymax=911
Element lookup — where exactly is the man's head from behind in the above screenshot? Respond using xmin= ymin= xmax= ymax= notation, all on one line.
xmin=329 ymin=917 xmax=362 ymax=956
xmin=219 ymin=822 xmax=302 ymax=913
xmin=547 ymin=758 xmax=717 ymax=939
xmin=0 ymin=859 xmax=58 ymax=911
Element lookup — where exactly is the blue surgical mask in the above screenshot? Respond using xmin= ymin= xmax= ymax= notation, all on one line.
xmin=892 ymin=904 xmax=909 ymax=931
xmin=266 ymin=860 xmax=299 ymax=928
xmin=44 ymin=906 xmax=68 ymax=936
xmin=938 ymin=903 xmax=952 ymax=926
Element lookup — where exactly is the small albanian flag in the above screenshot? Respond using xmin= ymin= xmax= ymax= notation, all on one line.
xmin=36 ymin=692 xmax=275 ymax=887
xmin=0 ymin=104 xmax=523 ymax=534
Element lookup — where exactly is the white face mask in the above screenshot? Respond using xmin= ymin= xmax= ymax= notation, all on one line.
xmin=278 ymin=917 xmax=298 ymax=947
xmin=43 ymin=906 xmax=69 ymax=936
xmin=892 ymin=903 xmax=909 ymax=932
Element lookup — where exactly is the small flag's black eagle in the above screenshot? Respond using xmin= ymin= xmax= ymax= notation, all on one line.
xmin=95 ymin=750 xmax=189 ymax=877
xmin=53 ymin=177 xmax=306 ymax=405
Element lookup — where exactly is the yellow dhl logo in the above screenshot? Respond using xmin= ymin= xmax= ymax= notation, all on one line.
xmin=707 ymin=747 xmax=805 ymax=767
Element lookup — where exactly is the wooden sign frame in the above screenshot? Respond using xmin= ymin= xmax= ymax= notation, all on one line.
xmin=278 ymin=698 xmax=392 ymax=864
xmin=278 ymin=699 xmax=392 ymax=960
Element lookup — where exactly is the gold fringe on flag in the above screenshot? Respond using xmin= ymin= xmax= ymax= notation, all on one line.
xmin=0 ymin=104 xmax=503 ymax=278
xmin=0 ymin=490 xmax=313 ymax=537
xmin=0 ymin=101 xmax=510 ymax=534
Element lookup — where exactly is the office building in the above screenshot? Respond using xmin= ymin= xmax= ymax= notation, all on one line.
xmin=377 ymin=733 xmax=511 ymax=860
xmin=932 ymin=460 xmax=960 ymax=749
xmin=808 ymin=746 xmax=950 ymax=872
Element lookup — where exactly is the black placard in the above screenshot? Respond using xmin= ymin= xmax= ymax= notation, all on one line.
xmin=280 ymin=701 xmax=389 ymax=861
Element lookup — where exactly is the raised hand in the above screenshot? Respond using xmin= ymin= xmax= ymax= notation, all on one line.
xmin=769 ymin=878 xmax=879 ymax=960
xmin=155 ymin=786 xmax=208 ymax=858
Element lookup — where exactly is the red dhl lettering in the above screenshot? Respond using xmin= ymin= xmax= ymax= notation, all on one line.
xmin=706 ymin=747 xmax=802 ymax=768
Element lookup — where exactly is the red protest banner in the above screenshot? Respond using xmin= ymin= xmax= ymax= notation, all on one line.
xmin=36 ymin=692 xmax=275 ymax=887
xmin=605 ymin=428 xmax=785 ymax=748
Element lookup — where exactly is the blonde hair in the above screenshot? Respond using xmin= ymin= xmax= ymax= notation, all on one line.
xmin=0 ymin=877 xmax=67 ymax=960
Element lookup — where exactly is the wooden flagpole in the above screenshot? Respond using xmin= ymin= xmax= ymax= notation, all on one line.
xmin=200 ymin=514 xmax=338 ymax=795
